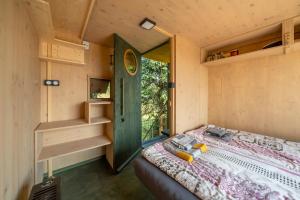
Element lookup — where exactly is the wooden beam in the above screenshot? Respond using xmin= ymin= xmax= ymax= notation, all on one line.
xmin=80 ymin=0 xmax=96 ymax=40
xmin=282 ymin=18 xmax=294 ymax=54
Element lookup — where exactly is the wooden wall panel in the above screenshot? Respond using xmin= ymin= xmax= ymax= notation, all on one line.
xmin=175 ymin=36 xmax=208 ymax=133
xmin=208 ymin=51 xmax=300 ymax=142
xmin=40 ymin=43 xmax=113 ymax=171
xmin=42 ymin=43 xmax=112 ymax=121
xmin=0 ymin=0 xmax=40 ymax=199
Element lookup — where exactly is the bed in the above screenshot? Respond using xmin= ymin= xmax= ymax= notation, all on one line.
xmin=134 ymin=126 xmax=300 ymax=200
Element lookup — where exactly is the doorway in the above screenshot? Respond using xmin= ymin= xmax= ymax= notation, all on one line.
xmin=141 ymin=41 xmax=171 ymax=144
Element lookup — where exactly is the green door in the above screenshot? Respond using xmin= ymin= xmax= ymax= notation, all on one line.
xmin=113 ymin=34 xmax=141 ymax=172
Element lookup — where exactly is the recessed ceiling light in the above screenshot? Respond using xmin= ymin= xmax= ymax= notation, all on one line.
xmin=139 ymin=18 xmax=156 ymax=30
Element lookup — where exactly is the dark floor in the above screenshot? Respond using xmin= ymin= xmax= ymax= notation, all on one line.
xmin=56 ymin=158 xmax=154 ymax=200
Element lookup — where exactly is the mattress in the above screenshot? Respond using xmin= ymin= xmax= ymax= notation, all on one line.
xmin=141 ymin=126 xmax=300 ymax=200
xmin=133 ymin=156 xmax=199 ymax=200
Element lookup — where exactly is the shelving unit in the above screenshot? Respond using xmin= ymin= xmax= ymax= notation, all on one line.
xmin=202 ymin=17 xmax=299 ymax=66
xmin=39 ymin=39 xmax=85 ymax=66
xmin=203 ymin=46 xmax=283 ymax=66
xmin=34 ymin=100 xmax=113 ymax=183
xmin=30 ymin=0 xmax=114 ymax=184
xmin=85 ymin=100 xmax=112 ymax=123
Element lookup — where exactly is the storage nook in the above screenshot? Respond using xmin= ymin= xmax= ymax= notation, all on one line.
xmin=34 ymin=37 xmax=114 ymax=182
xmin=201 ymin=16 xmax=300 ymax=66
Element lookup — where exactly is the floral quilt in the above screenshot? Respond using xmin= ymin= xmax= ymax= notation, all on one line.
xmin=142 ymin=126 xmax=300 ymax=200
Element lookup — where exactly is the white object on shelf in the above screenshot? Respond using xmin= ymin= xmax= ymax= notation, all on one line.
xmin=82 ymin=41 xmax=90 ymax=50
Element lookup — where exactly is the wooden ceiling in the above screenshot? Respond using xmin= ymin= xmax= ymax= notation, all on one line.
xmin=47 ymin=0 xmax=300 ymax=52
xmin=46 ymin=0 xmax=90 ymax=43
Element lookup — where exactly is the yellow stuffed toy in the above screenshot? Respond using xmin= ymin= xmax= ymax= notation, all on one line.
xmin=175 ymin=144 xmax=208 ymax=163
xmin=176 ymin=151 xmax=193 ymax=163
xmin=193 ymin=143 xmax=208 ymax=153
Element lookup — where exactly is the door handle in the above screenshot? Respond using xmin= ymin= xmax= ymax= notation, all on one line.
xmin=120 ymin=78 xmax=125 ymax=121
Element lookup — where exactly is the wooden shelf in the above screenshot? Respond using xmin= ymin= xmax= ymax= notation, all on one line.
xmin=54 ymin=39 xmax=85 ymax=48
xmin=36 ymin=117 xmax=112 ymax=133
xmin=39 ymin=56 xmax=85 ymax=66
xmin=38 ymin=135 xmax=112 ymax=162
xmin=202 ymin=46 xmax=283 ymax=66
xmin=86 ymin=100 xmax=112 ymax=105
xmin=90 ymin=117 xmax=111 ymax=124
xmin=85 ymin=101 xmax=112 ymax=123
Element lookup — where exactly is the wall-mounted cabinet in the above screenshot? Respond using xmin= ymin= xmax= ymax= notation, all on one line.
xmin=201 ymin=17 xmax=299 ymax=66
xmin=39 ymin=39 xmax=85 ymax=65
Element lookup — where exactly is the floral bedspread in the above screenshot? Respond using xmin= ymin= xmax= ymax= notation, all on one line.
xmin=142 ymin=126 xmax=300 ymax=200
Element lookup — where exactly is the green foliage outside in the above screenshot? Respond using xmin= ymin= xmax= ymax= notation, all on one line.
xmin=141 ymin=57 xmax=169 ymax=142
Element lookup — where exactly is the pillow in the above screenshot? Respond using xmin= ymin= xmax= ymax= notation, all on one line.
xmin=206 ymin=127 xmax=227 ymax=137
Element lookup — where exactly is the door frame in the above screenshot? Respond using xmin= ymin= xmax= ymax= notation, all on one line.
xmin=141 ymin=36 xmax=176 ymax=137
xmin=169 ymin=36 xmax=176 ymax=136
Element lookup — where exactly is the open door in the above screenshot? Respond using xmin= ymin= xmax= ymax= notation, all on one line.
xmin=113 ymin=34 xmax=142 ymax=172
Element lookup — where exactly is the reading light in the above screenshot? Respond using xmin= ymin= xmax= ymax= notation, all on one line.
xmin=140 ymin=18 xmax=156 ymax=30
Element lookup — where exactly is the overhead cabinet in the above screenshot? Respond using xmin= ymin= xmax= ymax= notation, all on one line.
xmin=39 ymin=39 xmax=85 ymax=65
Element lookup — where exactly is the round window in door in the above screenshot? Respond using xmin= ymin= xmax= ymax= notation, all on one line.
xmin=124 ymin=49 xmax=138 ymax=76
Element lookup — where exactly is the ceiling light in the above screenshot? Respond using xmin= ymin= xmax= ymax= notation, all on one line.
xmin=139 ymin=18 xmax=156 ymax=30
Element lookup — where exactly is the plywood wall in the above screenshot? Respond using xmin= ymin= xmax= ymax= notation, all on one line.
xmin=175 ymin=36 xmax=208 ymax=133
xmin=0 ymin=0 xmax=41 ymax=199
xmin=40 ymin=43 xmax=113 ymax=171
xmin=208 ymin=51 xmax=300 ymax=142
